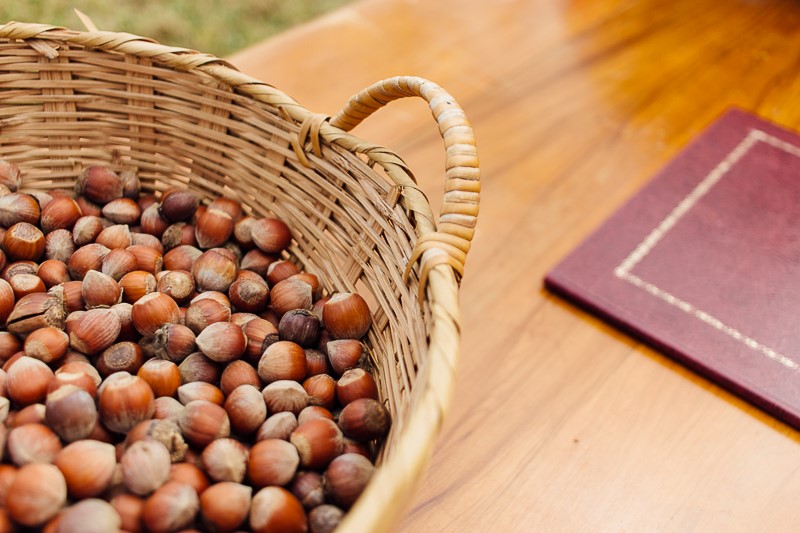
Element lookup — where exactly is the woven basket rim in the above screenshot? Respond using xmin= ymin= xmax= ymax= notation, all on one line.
xmin=0 ymin=21 xmax=480 ymax=532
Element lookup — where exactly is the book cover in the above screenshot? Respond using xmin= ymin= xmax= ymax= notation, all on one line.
xmin=544 ymin=108 xmax=800 ymax=428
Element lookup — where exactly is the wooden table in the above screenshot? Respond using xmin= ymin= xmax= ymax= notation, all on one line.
xmin=230 ymin=0 xmax=800 ymax=530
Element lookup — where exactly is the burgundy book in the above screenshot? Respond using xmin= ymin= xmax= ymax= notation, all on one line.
xmin=544 ymin=108 xmax=800 ymax=429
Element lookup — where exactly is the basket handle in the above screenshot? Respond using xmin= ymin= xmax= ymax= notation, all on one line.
xmin=326 ymin=76 xmax=480 ymax=295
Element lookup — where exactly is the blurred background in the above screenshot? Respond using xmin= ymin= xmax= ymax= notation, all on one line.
xmin=0 ymin=0 xmax=353 ymax=57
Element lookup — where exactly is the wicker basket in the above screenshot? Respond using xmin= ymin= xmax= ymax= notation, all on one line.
xmin=0 ymin=21 xmax=480 ymax=532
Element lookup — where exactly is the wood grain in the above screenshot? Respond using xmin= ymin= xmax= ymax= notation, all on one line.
xmin=231 ymin=0 xmax=800 ymax=530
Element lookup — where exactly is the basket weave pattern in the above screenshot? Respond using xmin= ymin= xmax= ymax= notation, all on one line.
xmin=0 ymin=21 xmax=480 ymax=532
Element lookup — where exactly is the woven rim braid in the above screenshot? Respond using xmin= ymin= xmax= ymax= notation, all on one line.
xmin=0 ymin=21 xmax=480 ymax=532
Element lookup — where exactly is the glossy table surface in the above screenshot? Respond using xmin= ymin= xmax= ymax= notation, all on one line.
xmin=230 ymin=0 xmax=800 ymax=530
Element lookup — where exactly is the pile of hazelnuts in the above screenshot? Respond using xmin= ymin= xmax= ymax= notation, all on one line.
xmin=0 ymin=160 xmax=391 ymax=533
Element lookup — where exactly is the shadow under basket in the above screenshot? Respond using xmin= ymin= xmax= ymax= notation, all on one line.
xmin=0 ymin=22 xmax=480 ymax=532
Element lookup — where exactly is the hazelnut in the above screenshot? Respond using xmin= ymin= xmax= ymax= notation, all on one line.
xmin=0 ymin=278 xmax=14 ymax=324
xmin=138 ymin=359 xmax=182 ymax=397
xmin=177 ymin=382 xmax=224 ymax=405
xmin=57 ymin=498 xmax=122 ymax=533
xmin=75 ymin=166 xmax=123 ymax=204
xmin=162 ymin=222 xmax=196 ymax=250
xmin=0 ymin=464 xmax=16 ymax=507
xmin=326 ymin=339 xmax=364 ymax=375
xmin=0 ymin=397 xmax=8 ymax=425
xmin=82 ymin=269 xmax=122 ymax=308
xmin=220 ymin=360 xmax=260 ymax=397
xmin=337 ymin=398 xmax=391 ymax=442
xmin=224 ymin=384 xmax=267 ymax=436
xmin=262 ymin=380 xmax=309 ymax=415
xmin=160 ymin=190 xmax=199 ymax=223
xmin=336 ymin=368 xmax=379 ymax=406
xmin=96 ymin=223 xmax=134 ymax=249
xmin=54 ymin=440 xmax=117 ymax=498
xmin=8 ymin=272 xmax=45 ymax=299
xmin=119 ymin=270 xmax=157 ymax=303
xmin=269 ymin=278 xmax=313 ymax=316
xmin=179 ymin=400 xmax=230 ymax=448
xmin=102 ymin=198 xmax=141 ymax=224
xmin=190 ymin=290 xmax=232 ymax=309
xmin=75 ymin=195 xmax=102 ymax=217
xmin=290 ymin=272 xmax=322 ymax=300
xmin=184 ymin=297 xmax=231 ymax=335
xmin=308 ymin=504 xmax=344 ymax=533
xmin=110 ymin=493 xmax=145 ymax=533
xmin=230 ymin=311 xmax=259 ymax=327
xmin=138 ymin=192 xmax=158 ymax=212
xmin=51 ymin=280 xmax=84 ymax=313
xmin=0 ymin=160 xmax=21 ymax=191
xmin=341 ymin=437 xmax=372 ymax=460
xmin=322 ymin=292 xmax=372 ymax=340
xmin=140 ymin=202 xmax=170 ymax=238
xmin=145 ymin=323 xmax=197 ymax=363
xmin=3 ymin=222 xmax=44 ymax=261
xmin=248 ymin=438 xmax=300 ymax=487
xmin=290 ymin=418 xmax=344 ymax=470
xmin=69 ymin=307 xmax=122 ymax=355
xmin=37 ymin=259 xmax=71 ymax=288
xmin=0 ymin=193 xmax=40 ymax=227
xmin=6 ymin=355 xmax=54 ymax=405
xmin=131 ymin=231 xmax=165 ymax=252
xmin=279 ymin=309 xmax=321 ymax=347
xmin=192 ymin=249 xmax=237 ymax=292
xmin=0 ymin=332 xmax=21 ymax=361
xmin=201 ymin=437 xmax=249 ymax=483
xmin=266 ymin=259 xmax=300 ymax=286
xmin=249 ymin=486 xmax=307 ymax=533
xmin=323 ymin=453 xmax=375 ymax=509
xmin=258 ymin=341 xmax=307 ymax=383
xmin=127 ymin=244 xmax=164 ymax=273
xmin=131 ymin=291 xmax=181 ymax=336
xmin=7 ymin=402 xmax=45 ymax=427
xmin=121 ymin=169 xmax=140 ymax=199
xmin=125 ymin=419 xmax=188 ymax=463
xmin=233 ymin=215 xmax=256 ymax=249
xmin=199 ymin=481 xmax=252 ymax=533
xmin=56 ymin=359 xmax=102 ymax=387
xmin=291 ymin=471 xmax=325 ymax=510
xmin=45 ymin=385 xmax=97 ymax=442
xmin=24 ymin=326 xmax=69 ymax=363
xmin=98 ymin=372 xmax=155 ymax=433
xmin=112 ymin=301 xmax=138 ymax=341
xmin=163 ymin=244 xmax=202 ymax=271
xmin=121 ymin=439 xmax=172 ymax=495
xmin=6 ymin=463 xmax=67 ymax=527
xmin=101 ymin=248 xmax=139 ymax=280
xmin=251 ymin=217 xmax=292 ymax=254
xmin=178 ymin=352 xmax=221 ymax=384
xmin=153 ymin=396 xmax=185 ymax=425
xmin=48 ymin=367 xmax=98 ymax=397
xmin=72 ymin=215 xmax=104 ymax=246
xmin=303 ymin=374 xmax=337 ymax=409
xmin=142 ymin=481 xmax=200 ymax=533
xmin=7 ymin=423 xmax=62 ymax=465
xmin=304 ymin=348 xmax=331 ymax=377
xmin=67 ymin=242 xmax=110 ymax=280
xmin=97 ymin=341 xmax=144 ymax=377
xmin=40 ymin=196 xmax=82 ymax=234
xmin=1 ymin=259 xmax=37 ymax=281
xmin=228 ymin=270 xmax=269 ymax=313
xmin=256 ymin=412 xmax=298 ymax=442
xmin=169 ymin=462 xmax=210 ymax=496
xmin=157 ymin=269 xmax=195 ymax=304
xmin=195 ymin=207 xmax=234 ymax=249
xmin=207 ymin=197 xmax=242 ymax=221
xmin=240 ymin=248 xmax=278 ymax=277
xmin=195 ymin=321 xmax=248 ymax=363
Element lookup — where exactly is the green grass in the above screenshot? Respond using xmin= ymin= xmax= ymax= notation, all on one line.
xmin=1 ymin=0 xmax=353 ymax=57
